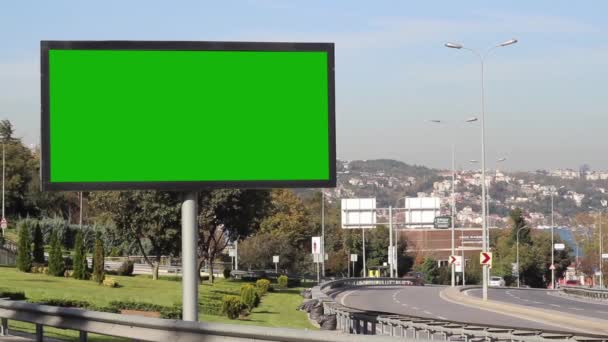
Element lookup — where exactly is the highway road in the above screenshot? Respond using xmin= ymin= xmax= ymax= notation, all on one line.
xmin=333 ymin=285 xmax=577 ymax=332
xmin=467 ymin=287 xmax=608 ymax=321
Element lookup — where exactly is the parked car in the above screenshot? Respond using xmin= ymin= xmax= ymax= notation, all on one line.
xmin=564 ymin=279 xmax=579 ymax=286
xmin=489 ymin=276 xmax=505 ymax=287
xmin=402 ymin=271 xmax=425 ymax=286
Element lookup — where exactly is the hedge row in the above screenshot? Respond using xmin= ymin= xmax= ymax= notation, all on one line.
xmin=29 ymin=298 xmax=182 ymax=319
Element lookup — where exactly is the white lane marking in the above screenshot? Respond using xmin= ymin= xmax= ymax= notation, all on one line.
xmin=531 ymin=301 xmax=541 ymax=304
xmin=423 ymin=310 xmax=433 ymax=315
xmin=395 ymin=299 xmax=401 ymax=303
xmin=596 ymin=310 xmax=608 ymax=314
xmin=411 ymin=306 xmax=419 ymax=310
xmin=570 ymin=307 xmax=584 ymax=311
xmin=401 ymin=303 xmax=408 ymax=307
xmin=550 ymin=304 xmax=561 ymax=308
xmin=437 ymin=316 xmax=447 ymax=320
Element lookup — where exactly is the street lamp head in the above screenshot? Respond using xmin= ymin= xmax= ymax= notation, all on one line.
xmin=497 ymin=157 xmax=507 ymax=162
xmin=466 ymin=117 xmax=479 ymax=123
xmin=499 ymin=39 xmax=518 ymax=47
xmin=430 ymin=120 xmax=442 ymax=123
xmin=469 ymin=159 xmax=479 ymax=163
xmin=445 ymin=42 xmax=463 ymax=49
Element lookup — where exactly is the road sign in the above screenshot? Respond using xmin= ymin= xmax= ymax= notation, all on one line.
xmin=434 ymin=216 xmax=451 ymax=229
xmin=273 ymin=255 xmax=279 ymax=264
xmin=512 ymin=263 xmax=519 ymax=277
xmin=549 ymin=264 xmax=556 ymax=270
xmin=449 ymin=255 xmax=457 ymax=265
xmin=341 ymin=198 xmax=377 ymax=229
xmin=602 ymin=253 xmax=608 ymax=259
xmin=0 ymin=218 xmax=6 ymax=229
xmin=311 ymin=236 xmax=321 ymax=254
xmin=350 ymin=254 xmax=358 ymax=262
xmin=450 ymin=255 xmax=462 ymax=272
xmin=480 ymin=252 xmax=492 ymax=266
xmin=554 ymin=243 xmax=565 ymax=251
xmin=228 ymin=248 xmax=236 ymax=257
xmin=313 ymin=253 xmax=322 ymax=263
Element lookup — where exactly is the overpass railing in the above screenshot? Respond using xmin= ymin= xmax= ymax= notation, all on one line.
xmin=561 ymin=285 xmax=608 ymax=300
xmin=0 ymin=298 xmax=398 ymax=342
xmin=314 ymin=279 xmax=608 ymax=342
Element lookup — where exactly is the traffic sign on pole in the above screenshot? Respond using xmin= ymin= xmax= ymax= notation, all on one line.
xmin=449 ymin=255 xmax=457 ymax=265
xmin=480 ymin=252 xmax=492 ymax=266
xmin=554 ymin=243 xmax=565 ymax=251
xmin=549 ymin=264 xmax=555 ymax=270
xmin=450 ymin=255 xmax=462 ymax=272
xmin=311 ymin=236 xmax=321 ymax=255
xmin=1 ymin=218 xmax=7 ymax=229
xmin=350 ymin=254 xmax=358 ymax=262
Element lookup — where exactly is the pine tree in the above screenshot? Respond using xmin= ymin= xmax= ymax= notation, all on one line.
xmin=47 ymin=229 xmax=65 ymax=276
xmin=72 ymin=231 xmax=88 ymax=280
xmin=32 ymin=222 xmax=45 ymax=264
xmin=92 ymin=232 xmax=105 ymax=284
xmin=16 ymin=222 xmax=32 ymax=272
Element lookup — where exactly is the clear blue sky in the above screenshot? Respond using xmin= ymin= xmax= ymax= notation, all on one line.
xmin=1 ymin=1 xmax=607 ymax=171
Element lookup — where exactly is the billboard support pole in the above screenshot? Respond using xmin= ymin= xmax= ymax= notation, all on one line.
xmin=362 ymin=229 xmax=366 ymax=277
xmin=181 ymin=192 xmax=199 ymax=321
xmin=389 ymin=206 xmax=393 ymax=278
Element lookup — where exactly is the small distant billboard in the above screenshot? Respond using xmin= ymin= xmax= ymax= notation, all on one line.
xmin=404 ymin=197 xmax=440 ymax=228
xmin=341 ymin=198 xmax=376 ymax=229
xmin=434 ymin=216 xmax=451 ymax=229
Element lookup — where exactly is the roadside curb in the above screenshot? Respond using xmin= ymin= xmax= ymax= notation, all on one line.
xmin=441 ymin=286 xmax=608 ymax=335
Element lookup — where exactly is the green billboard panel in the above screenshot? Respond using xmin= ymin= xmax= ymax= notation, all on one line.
xmin=41 ymin=41 xmax=335 ymax=191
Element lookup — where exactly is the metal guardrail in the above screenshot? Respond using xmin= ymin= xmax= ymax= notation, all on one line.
xmin=561 ymin=286 xmax=608 ymax=300
xmin=0 ymin=299 xmax=398 ymax=342
xmin=316 ymin=278 xmax=608 ymax=341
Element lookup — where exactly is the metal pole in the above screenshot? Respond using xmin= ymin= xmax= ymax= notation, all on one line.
xmin=275 ymin=262 xmax=278 ymax=275
xmin=181 ymin=192 xmax=199 ymax=321
xmin=321 ymin=190 xmax=325 ymax=277
xmin=451 ymin=143 xmax=455 ymax=287
xmin=480 ymin=56 xmax=489 ymax=301
xmin=517 ymin=231 xmax=520 ymax=288
xmin=600 ymin=212 xmax=603 ymax=288
xmin=389 ymin=206 xmax=393 ymax=278
xmin=316 ymin=259 xmax=320 ymax=285
xmin=362 ymin=229 xmax=366 ymax=277
xmin=234 ymin=240 xmax=238 ymax=271
xmin=461 ymin=228 xmax=466 ymax=285
xmin=551 ymin=191 xmax=555 ymax=289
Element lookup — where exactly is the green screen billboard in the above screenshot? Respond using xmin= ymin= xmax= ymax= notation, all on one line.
xmin=41 ymin=41 xmax=335 ymax=191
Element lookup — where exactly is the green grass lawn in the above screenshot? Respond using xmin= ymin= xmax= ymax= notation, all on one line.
xmin=0 ymin=266 xmax=314 ymax=341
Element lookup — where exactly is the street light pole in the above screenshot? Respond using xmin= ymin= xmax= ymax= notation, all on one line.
xmin=551 ymin=188 xmax=555 ymax=289
xmin=321 ymin=190 xmax=325 ymax=278
xmin=1 ymin=142 xmax=4 ymax=236
xmin=451 ymin=143 xmax=455 ymax=287
xmin=516 ymin=225 xmax=528 ymax=288
xmin=446 ymin=38 xmax=517 ymax=301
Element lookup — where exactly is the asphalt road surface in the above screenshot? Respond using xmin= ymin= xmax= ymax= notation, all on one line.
xmin=333 ymin=285 xmax=576 ymax=332
xmin=467 ymin=287 xmax=608 ymax=321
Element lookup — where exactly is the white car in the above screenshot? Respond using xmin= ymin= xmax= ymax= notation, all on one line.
xmin=489 ymin=276 xmax=506 ymax=287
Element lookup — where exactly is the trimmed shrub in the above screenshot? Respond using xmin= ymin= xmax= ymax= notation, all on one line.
xmin=255 ymin=279 xmax=271 ymax=296
xmin=32 ymin=223 xmax=45 ymax=264
xmin=200 ymin=302 xmax=223 ymax=316
xmin=16 ymin=222 xmax=32 ymax=272
xmin=221 ymin=295 xmax=244 ymax=319
xmin=72 ymin=231 xmax=88 ymax=280
xmin=107 ymin=301 xmax=182 ymax=319
xmin=102 ymin=277 xmax=118 ymax=288
xmin=222 ymin=268 xmax=231 ymax=279
xmin=0 ymin=289 xmax=26 ymax=300
xmin=47 ymin=230 xmax=65 ymax=277
xmin=117 ymin=260 xmax=134 ymax=276
xmin=278 ymin=275 xmax=288 ymax=289
xmin=240 ymin=284 xmax=259 ymax=311
xmin=92 ymin=232 xmax=105 ymax=284
xmin=33 ymin=298 xmax=90 ymax=308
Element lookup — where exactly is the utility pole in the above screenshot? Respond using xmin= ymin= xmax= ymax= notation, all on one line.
xmin=362 ymin=229 xmax=366 ymax=277
xmin=551 ymin=189 xmax=555 ymax=289
xmin=389 ymin=206 xmax=393 ymax=278
xmin=321 ymin=190 xmax=325 ymax=277
xmin=451 ymin=143 xmax=456 ymax=287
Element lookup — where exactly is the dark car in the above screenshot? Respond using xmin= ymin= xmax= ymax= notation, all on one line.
xmin=402 ymin=271 xmax=425 ymax=286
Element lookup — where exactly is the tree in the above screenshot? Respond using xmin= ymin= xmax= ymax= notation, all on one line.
xmin=73 ymin=231 xmax=88 ymax=280
xmin=414 ymin=257 xmax=439 ymax=284
xmin=90 ymin=191 xmax=181 ymax=280
xmin=92 ymin=232 xmax=105 ymax=283
xmin=32 ymin=222 xmax=45 ymax=264
xmin=509 ymin=208 xmax=530 ymax=244
xmin=16 ymin=222 xmax=32 ymax=272
xmin=197 ymin=189 xmax=271 ymax=283
xmin=238 ymin=232 xmax=293 ymax=271
xmin=47 ymin=230 xmax=65 ymax=276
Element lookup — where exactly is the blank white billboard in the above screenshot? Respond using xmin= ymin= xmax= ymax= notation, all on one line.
xmin=404 ymin=197 xmax=440 ymax=228
xmin=341 ymin=198 xmax=376 ymax=229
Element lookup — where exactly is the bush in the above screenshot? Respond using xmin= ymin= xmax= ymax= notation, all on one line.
xmin=92 ymin=232 xmax=105 ymax=284
xmin=240 ymin=284 xmax=259 ymax=311
xmin=221 ymin=295 xmax=244 ymax=319
xmin=256 ymin=279 xmax=271 ymax=296
xmin=33 ymin=298 xmax=90 ymax=308
xmin=0 ymin=289 xmax=26 ymax=300
xmin=278 ymin=275 xmax=288 ymax=289
xmin=16 ymin=222 xmax=32 ymax=272
xmin=200 ymin=302 xmax=223 ymax=316
xmin=72 ymin=231 xmax=88 ymax=280
xmin=222 ymin=268 xmax=231 ymax=279
xmin=102 ymin=277 xmax=119 ymax=288
xmin=117 ymin=260 xmax=135 ymax=276
xmin=47 ymin=230 xmax=65 ymax=277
